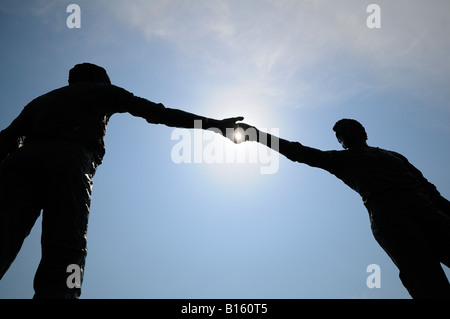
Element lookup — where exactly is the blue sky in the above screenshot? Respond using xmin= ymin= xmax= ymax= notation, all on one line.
xmin=1 ymin=0 xmax=449 ymax=299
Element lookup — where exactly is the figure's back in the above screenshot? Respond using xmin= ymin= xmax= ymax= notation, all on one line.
xmin=329 ymin=146 xmax=426 ymax=201
xmin=23 ymin=83 xmax=134 ymax=164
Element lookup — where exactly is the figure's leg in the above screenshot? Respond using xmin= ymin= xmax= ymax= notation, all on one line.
xmin=0 ymin=155 xmax=41 ymax=280
xmin=33 ymin=165 xmax=93 ymax=299
xmin=425 ymin=209 xmax=450 ymax=271
xmin=373 ymin=215 xmax=450 ymax=299
xmin=397 ymin=257 xmax=450 ymax=299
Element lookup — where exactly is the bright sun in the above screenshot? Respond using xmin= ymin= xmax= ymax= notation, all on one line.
xmin=234 ymin=131 xmax=243 ymax=142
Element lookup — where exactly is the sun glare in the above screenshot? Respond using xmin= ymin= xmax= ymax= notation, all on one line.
xmin=194 ymin=85 xmax=285 ymax=187
xmin=234 ymin=131 xmax=243 ymax=142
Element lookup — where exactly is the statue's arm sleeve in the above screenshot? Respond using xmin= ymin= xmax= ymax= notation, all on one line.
xmin=280 ymin=140 xmax=336 ymax=172
xmin=0 ymin=104 xmax=33 ymax=162
xmin=112 ymin=86 xmax=217 ymax=129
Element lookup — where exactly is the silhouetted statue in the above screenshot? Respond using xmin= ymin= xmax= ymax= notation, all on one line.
xmin=0 ymin=63 xmax=243 ymax=299
xmin=236 ymin=119 xmax=450 ymax=299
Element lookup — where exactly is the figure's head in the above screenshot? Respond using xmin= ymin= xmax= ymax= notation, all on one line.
xmin=332 ymin=119 xmax=368 ymax=149
xmin=68 ymin=63 xmax=111 ymax=85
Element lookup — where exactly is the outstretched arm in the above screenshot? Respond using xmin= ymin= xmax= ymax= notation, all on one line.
xmin=148 ymin=106 xmax=243 ymax=133
xmin=125 ymin=95 xmax=243 ymax=139
xmin=235 ymin=122 xmax=335 ymax=170
xmin=235 ymin=123 xmax=304 ymax=161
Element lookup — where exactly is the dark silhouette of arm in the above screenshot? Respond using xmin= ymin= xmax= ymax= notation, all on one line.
xmin=115 ymin=90 xmax=243 ymax=135
xmin=148 ymin=105 xmax=242 ymax=132
xmin=0 ymin=84 xmax=243 ymax=163
xmin=237 ymin=123 xmax=334 ymax=170
xmin=0 ymin=105 xmax=32 ymax=162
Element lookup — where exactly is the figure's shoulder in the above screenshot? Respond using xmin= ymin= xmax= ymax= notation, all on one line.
xmin=26 ymin=86 xmax=70 ymax=105
xmin=369 ymin=146 xmax=411 ymax=163
xmin=103 ymin=84 xmax=135 ymax=99
xmin=371 ymin=146 xmax=401 ymax=156
xmin=39 ymin=85 xmax=70 ymax=96
xmin=325 ymin=148 xmax=348 ymax=157
xmin=362 ymin=146 xmax=392 ymax=155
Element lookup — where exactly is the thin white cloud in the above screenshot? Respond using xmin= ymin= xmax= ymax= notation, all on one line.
xmin=11 ymin=0 xmax=449 ymax=109
xmin=0 ymin=0 xmax=61 ymax=18
xmin=103 ymin=0 xmax=450 ymax=108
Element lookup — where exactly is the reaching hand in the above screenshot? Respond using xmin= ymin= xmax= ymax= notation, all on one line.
xmin=231 ymin=122 xmax=259 ymax=144
xmin=208 ymin=117 xmax=259 ymax=144
xmin=219 ymin=123 xmax=258 ymax=144
xmin=213 ymin=117 xmax=243 ymax=142
xmin=219 ymin=116 xmax=244 ymax=130
xmin=234 ymin=122 xmax=255 ymax=131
